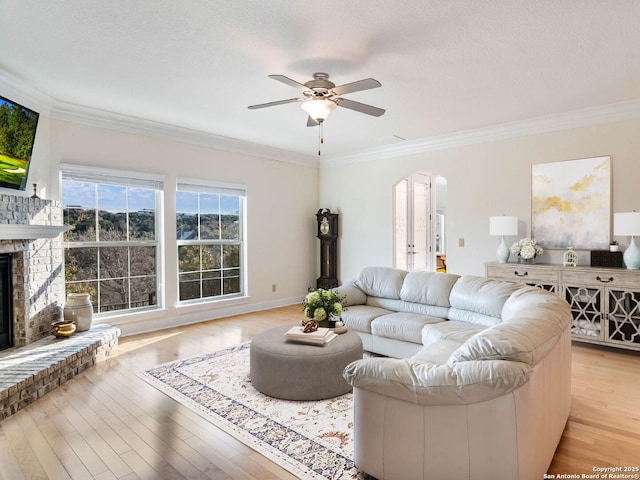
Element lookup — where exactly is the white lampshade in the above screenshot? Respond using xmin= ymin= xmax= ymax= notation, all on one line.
xmin=614 ymin=212 xmax=640 ymax=236
xmin=489 ymin=216 xmax=518 ymax=236
xmin=300 ymin=99 xmax=337 ymax=123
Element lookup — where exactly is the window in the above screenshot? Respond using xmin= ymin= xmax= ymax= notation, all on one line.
xmin=61 ymin=164 xmax=163 ymax=315
xmin=176 ymin=179 xmax=245 ymax=302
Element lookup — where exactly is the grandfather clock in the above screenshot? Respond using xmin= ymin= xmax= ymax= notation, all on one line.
xmin=316 ymin=208 xmax=339 ymax=289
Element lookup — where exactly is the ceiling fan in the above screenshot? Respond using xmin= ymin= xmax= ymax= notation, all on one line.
xmin=248 ymin=72 xmax=385 ymax=155
xmin=248 ymin=72 xmax=385 ymax=126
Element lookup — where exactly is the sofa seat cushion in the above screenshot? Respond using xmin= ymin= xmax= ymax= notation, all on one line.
xmin=342 ymin=305 xmax=394 ymax=333
xmin=421 ymin=321 xmax=487 ymax=347
xmin=371 ymin=312 xmax=445 ymax=344
xmin=409 ymin=340 xmax=463 ymax=364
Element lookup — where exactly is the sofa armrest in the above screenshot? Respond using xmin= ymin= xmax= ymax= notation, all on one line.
xmin=333 ymin=282 xmax=367 ymax=306
xmin=343 ymin=357 xmax=532 ymax=406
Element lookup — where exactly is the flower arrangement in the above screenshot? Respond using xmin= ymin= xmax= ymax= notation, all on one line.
xmin=302 ymin=288 xmax=344 ymax=327
xmin=510 ymin=238 xmax=543 ymax=260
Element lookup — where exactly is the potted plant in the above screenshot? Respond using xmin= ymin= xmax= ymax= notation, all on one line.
xmin=302 ymin=288 xmax=344 ymax=328
xmin=610 ymin=240 xmax=619 ymax=252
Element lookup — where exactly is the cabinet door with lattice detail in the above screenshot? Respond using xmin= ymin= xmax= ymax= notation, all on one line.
xmin=606 ymin=290 xmax=640 ymax=348
xmin=564 ymin=285 xmax=604 ymax=340
xmin=525 ymin=281 xmax=557 ymax=294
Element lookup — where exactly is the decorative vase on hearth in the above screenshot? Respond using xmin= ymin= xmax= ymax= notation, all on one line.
xmin=63 ymin=293 xmax=93 ymax=332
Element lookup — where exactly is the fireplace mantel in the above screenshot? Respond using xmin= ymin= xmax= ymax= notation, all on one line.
xmin=0 ymin=225 xmax=71 ymax=240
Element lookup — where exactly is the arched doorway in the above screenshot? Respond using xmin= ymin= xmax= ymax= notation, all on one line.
xmin=393 ymin=172 xmax=447 ymax=272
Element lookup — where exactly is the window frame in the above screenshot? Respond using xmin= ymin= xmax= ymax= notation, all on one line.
xmin=60 ymin=164 xmax=164 ymax=317
xmin=176 ymin=178 xmax=247 ymax=305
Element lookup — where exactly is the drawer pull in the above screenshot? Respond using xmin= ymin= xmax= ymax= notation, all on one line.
xmin=514 ymin=271 xmax=528 ymax=277
xmin=596 ymin=276 xmax=614 ymax=283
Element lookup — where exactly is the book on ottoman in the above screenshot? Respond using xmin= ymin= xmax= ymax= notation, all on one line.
xmin=284 ymin=326 xmax=338 ymax=346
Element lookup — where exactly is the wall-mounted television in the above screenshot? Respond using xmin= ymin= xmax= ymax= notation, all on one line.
xmin=0 ymin=95 xmax=39 ymax=191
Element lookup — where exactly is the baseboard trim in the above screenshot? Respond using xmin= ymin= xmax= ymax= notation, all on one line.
xmin=104 ymin=296 xmax=304 ymax=337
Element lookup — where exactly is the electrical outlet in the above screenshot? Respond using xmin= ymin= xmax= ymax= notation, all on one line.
xmin=272 ymin=284 xmax=277 ymax=293
xmin=458 ymin=238 xmax=465 ymax=247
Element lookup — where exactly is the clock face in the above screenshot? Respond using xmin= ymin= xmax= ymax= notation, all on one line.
xmin=320 ymin=217 xmax=330 ymax=235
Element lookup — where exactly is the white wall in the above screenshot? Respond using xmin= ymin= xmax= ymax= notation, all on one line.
xmin=41 ymin=119 xmax=318 ymax=334
xmin=320 ymin=118 xmax=640 ymax=282
xmin=5 ymin=93 xmax=639 ymax=333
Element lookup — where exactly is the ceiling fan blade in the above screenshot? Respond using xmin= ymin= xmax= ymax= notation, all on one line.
xmin=268 ymin=74 xmax=309 ymax=92
xmin=331 ymin=78 xmax=381 ymax=96
xmin=307 ymin=116 xmax=319 ymax=127
xmin=335 ymin=98 xmax=385 ymax=117
xmin=248 ymin=97 xmax=304 ymax=109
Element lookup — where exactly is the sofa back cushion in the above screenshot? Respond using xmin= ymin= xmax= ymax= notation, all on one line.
xmin=448 ymin=276 xmax=520 ymax=327
xmin=354 ymin=267 xmax=408 ymax=300
xmin=399 ymin=271 xmax=460 ymax=307
xmin=449 ymin=286 xmax=571 ymax=366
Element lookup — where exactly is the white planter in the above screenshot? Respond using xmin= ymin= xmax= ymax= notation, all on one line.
xmin=610 ymin=245 xmax=620 ymax=252
xmin=63 ymin=293 xmax=93 ymax=332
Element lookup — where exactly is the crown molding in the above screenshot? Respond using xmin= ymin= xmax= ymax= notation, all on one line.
xmin=0 ymin=69 xmax=318 ymax=168
xmin=320 ymin=99 xmax=640 ymax=167
xmin=49 ymin=102 xmax=319 ymax=168
xmin=0 ymin=70 xmax=54 ymax=115
xmin=3 ymin=69 xmax=638 ymax=170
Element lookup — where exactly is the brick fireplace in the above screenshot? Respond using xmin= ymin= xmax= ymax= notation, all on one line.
xmin=0 ymin=194 xmax=66 ymax=349
xmin=0 ymin=194 xmax=121 ymax=420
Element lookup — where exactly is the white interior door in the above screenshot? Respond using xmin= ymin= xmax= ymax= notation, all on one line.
xmin=394 ymin=173 xmax=433 ymax=272
xmin=394 ymin=179 xmax=409 ymax=270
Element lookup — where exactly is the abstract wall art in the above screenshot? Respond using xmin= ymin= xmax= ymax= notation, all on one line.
xmin=531 ymin=156 xmax=611 ymax=249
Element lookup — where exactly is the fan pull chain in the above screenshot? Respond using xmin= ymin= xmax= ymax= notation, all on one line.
xmin=318 ymin=122 xmax=324 ymax=156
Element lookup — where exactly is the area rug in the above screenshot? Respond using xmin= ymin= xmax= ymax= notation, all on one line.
xmin=139 ymin=343 xmax=371 ymax=480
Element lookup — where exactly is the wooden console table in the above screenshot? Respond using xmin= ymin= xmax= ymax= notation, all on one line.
xmin=486 ymin=262 xmax=640 ymax=351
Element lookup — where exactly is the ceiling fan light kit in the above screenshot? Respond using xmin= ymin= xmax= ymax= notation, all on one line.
xmin=248 ymin=72 xmax=385 ymax=155
xmin=300 ymin=98 xmax=336 ymax=123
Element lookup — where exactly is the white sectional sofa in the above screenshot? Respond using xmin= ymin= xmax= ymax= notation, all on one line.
xmin=336 ymin=267 xmax=572 ymax=480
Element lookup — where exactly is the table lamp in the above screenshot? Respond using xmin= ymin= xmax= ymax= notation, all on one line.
xmin=490 ymin=215 xmax=518 ymax=263
xmin=614 ymin=211 xmax=640 ymax=270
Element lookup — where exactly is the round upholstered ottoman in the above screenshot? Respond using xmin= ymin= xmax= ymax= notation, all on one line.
xmin=250 ymin=325 xmax=363 ymax=401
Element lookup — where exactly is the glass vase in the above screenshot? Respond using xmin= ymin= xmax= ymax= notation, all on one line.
xmin=518 ymin=256 xmax=536 ymax=265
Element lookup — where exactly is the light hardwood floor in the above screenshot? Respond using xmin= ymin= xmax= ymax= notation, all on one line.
xmin=1 ymin=305 xmax=639 ymax=479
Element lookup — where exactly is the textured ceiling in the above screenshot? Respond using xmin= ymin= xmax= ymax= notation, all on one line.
xmin=1 ymin=0 xmax=639 ymax=160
